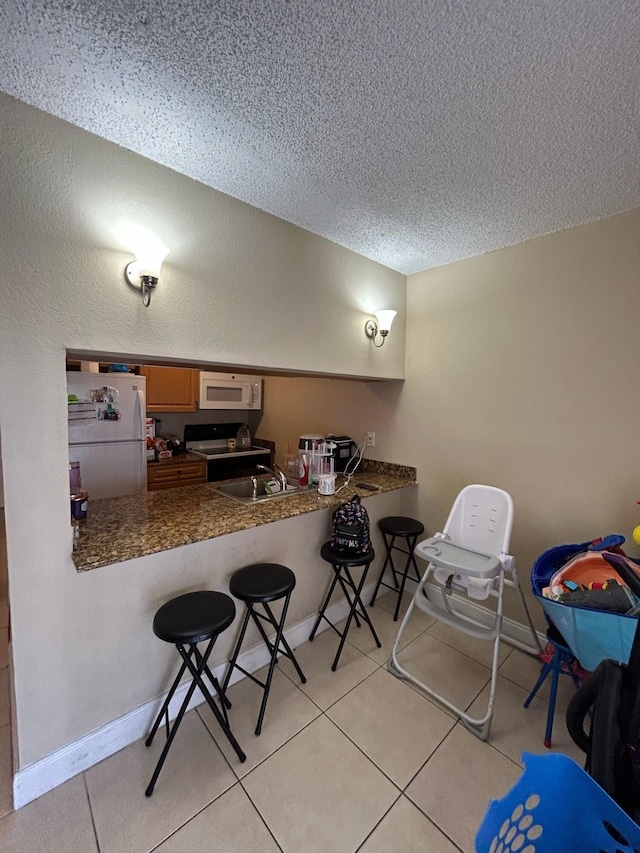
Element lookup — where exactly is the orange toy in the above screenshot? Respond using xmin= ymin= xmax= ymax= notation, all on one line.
xmin=550 ymin=552 xmax=638 ymax=592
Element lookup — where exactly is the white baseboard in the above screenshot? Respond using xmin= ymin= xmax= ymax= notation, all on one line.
xmin=13 ymin=579 xmax=379 ymax=810
xmin=13 ymin=573 xmax=544 ymax=809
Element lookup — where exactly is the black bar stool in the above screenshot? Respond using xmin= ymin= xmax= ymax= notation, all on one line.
xmin=145 ymin=590 xmax=246 ymax=797
xmin=370 ymin=516 xmax=425 ymax=621
xmin=222 ymin=563 xmax=306 ymax=736
xmin=310 ymin=542 xmax=381 ymax=671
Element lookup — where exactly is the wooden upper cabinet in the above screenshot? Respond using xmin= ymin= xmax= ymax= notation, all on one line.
xmin=140 ymin=366 xmax=199 ymax=412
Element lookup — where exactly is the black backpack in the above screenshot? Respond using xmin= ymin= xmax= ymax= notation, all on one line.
xmin=566 ymin=551 xmax=640 ymax=821
xmin=330 ymin=494 xmax=371 ymax=554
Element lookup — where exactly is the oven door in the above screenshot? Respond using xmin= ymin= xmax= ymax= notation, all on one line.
xmin=199 ymin=372 xmax=262 ymax=410
xmin=205 ymin=448 xmax=272 ymax=482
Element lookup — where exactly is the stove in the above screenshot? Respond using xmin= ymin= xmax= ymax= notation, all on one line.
xmin=189 ymin=442 xmax=271 ymax=460
xmin=184 ymin=423 xmax=272 ymax=481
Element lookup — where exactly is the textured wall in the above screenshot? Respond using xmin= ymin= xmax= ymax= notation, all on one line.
xmin=0 ymin=93 xmax=404 ymax=770
xmin=403 ymin=209 xmax=640 ymax=620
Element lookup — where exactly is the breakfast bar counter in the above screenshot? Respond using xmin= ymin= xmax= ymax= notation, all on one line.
xmin=72 ymin=460 xmax=417 ymax=572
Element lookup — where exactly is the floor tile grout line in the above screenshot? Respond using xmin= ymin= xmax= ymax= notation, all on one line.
xmin=395 ymin=711 xmax=458 ymax=793
xmin=402 ymin=791 xmax=467 ymax=853
xmin=353 ymin=789 xmax=404 ymax=852
xmin=400 ymin=721 xmax=510 ymax=853
xmin=273 ymin=636 xmax=568 ymax=818
xmin=96 ymin=708 xmax=239 ymax=853
xmin=339 ymin=610 xmax=490 ymax=853
xmin=201 ymin=656 xmax=407 ymax=788
xmin=198 ymin=699 xmax=321 ymax=784
xmin=497 ymin=668 xmax=557 ymax=708
xmin=194 ymin=702 xmax=243 ymax=780
xmin=237 ymin=777 xmax=286 ymax=852
xmin=82 ymin=771 xmax=102 ymax=853
xmin=144 ymin=779 xmax=238 ymax=853
xmin=274 ymin=640 xmax=383 ymax=716
xmin=320 ymin=713 xmax=405 ymax=793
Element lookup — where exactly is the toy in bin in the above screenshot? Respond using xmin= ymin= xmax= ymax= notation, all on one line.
xmin=531 ymin=535 xmax=640 ymax=671
xmin=544 ymin=551 xmax=640 ymax=615
xmin=475 ymin=752 xmax=640 ymax=852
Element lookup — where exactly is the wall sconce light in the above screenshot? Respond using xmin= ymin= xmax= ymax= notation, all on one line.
xmin=365 ymin=310 xmax=397 ymax=347
xmin=124 ymin=243 xmax=170 ymax=307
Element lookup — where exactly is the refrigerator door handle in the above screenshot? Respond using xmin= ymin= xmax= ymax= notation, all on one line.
xmin=134 ymin=388 xmax=145 ymax=441
xmin=135 ymin=387 xmax=148 ymax=493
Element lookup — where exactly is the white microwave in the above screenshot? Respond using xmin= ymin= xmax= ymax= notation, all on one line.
xmin=199 ymin=371 xmax=263 ymax=410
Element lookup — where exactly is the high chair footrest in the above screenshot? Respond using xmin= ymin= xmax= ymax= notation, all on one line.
xmin=413 ymin=593 xmax=501 ymax=640
xmin=415 ymin=537 xmax=502 ymax=578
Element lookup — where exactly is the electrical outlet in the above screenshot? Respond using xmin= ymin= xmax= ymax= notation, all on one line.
xmin=365 ymin=431 xmax=376 ymax=447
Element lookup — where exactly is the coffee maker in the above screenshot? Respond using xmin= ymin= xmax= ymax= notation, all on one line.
xmin=326 ymin=436 xmax=357 ymax=472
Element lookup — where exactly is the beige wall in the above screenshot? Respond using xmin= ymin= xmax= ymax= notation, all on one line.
xmin=0 ymin=93 xmax=405 ymax=772
xmin=403 ymin=209 xmax=640 ymax=575
xmin=264 ymin=209 xmax=640 ymax=626
xmin=260 ymin=375 xmax=405 ymax=469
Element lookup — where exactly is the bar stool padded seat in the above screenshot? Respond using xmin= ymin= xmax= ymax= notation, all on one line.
xmin=379 ymin=516 xmax=425 ymax=539
xmin=320 ymin=541 xmax=375 ymax=566
xmin=230 ymin=563 xmax=295 ymax=603
xmin=153 ymin=591 xmax=235 ymax=644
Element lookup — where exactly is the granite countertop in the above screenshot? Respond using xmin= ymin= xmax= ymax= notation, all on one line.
xmin=72 ymin=460 xmax=417 ymax=572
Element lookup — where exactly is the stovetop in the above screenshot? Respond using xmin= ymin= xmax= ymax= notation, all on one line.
xmin=188 ymin=442 xmax=269 ymax=460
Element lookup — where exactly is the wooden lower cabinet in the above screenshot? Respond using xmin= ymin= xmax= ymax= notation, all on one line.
xmin=147 ymin=457 xmax=206 ymax=490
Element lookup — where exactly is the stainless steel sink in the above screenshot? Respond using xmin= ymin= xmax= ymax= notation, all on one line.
xmin=208 ymin=477 xmax=307 ymax=505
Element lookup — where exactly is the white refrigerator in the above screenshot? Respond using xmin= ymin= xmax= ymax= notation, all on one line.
xmin=67 ymin=372 xmax=147 ymax=499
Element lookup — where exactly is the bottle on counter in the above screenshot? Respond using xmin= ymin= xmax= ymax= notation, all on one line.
xmin=298 ymin=452 xmax=310 ymax=487
xmin=236 ymin=424 xmax=251 ymax=450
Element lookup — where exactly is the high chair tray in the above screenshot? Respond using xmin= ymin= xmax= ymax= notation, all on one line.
xmin=415 ymin=537 xmax=502 ymax=578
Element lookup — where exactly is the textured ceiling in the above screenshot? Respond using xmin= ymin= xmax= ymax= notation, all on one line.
xmin=1 ymin=1 xmax=638 ymax=274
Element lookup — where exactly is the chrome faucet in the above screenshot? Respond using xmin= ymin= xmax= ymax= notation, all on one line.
xmin=256 ymin=463 xmax=288 ymax=492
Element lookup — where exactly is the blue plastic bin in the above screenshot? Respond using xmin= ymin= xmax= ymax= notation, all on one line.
xmin=537 ymin=596 xmax=637 ymax=671
xmin=475 ymin=752 xmax=640 ymax=852
xmin=531 ymin=538 xmax=637 ymax=671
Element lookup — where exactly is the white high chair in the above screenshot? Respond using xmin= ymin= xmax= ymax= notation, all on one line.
xmin=388 ymin=484 xmax=541 ymax=740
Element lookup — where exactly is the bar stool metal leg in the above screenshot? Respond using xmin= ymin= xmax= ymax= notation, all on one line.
xmin=311 ymin=544 xmax=381 ymax=671
xmin=390 ymin=533 xmax=422 ymax=621
xmin=309 ymin=571 xmax=341 ymax=641
xmin=145 ymin=590 xmax=244 ymax=796
xmin=330 ymin=561 xmax=381 ymax=672
xmin=223 ymin=564 xmax=306 ymax=736
xmin=369 ymin=532 xmax=400 ymax=605
xmin=146 ymin=636 xmax=245 ymax=797
xmin=370 ymin=517 xmax=425 ymax=621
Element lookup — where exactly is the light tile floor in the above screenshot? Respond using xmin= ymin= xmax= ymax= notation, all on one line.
xmin=0 ymin=586 xmax=585 ymax=853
